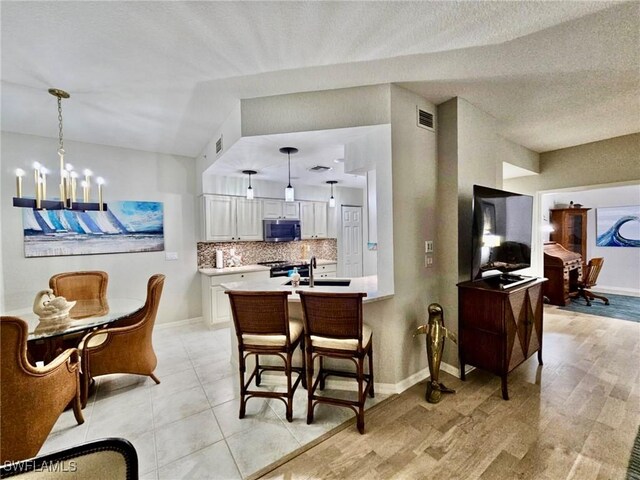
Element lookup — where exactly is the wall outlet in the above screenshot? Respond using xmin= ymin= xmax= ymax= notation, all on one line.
xmin=425 ymin=254 xmax=434 ymax=268
xmin=165 ymin=252 xmax=178 ymax=261
xmin=425 ymin=240 xmax=434 ymax=253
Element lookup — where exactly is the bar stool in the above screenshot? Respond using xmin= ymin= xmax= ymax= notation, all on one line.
xmin=225 ymin=290 xmax=305 ymax=422
xmin=297 ymin=291 xmax=374 ymax=434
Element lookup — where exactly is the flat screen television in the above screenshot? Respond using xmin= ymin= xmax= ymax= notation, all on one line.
xmin=471 ymin=185 xmax=534 ymax=282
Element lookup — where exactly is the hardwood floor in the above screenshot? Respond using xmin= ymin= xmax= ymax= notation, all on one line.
xmin=259 ymin=306 xmax=640 ymax=479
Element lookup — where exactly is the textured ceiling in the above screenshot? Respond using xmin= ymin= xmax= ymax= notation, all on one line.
xmin=1 ymin=1 xmax=638 ymax=158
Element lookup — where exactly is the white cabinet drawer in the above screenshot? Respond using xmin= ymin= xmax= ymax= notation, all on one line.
xmin=208 ymin=270 xmax=269 ymax=286
xmin=317 ymin=263 xmax=337 ymax=274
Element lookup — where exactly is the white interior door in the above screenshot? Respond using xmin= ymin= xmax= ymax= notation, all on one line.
xmin=341 ymin=206 xmax=363 ymax=277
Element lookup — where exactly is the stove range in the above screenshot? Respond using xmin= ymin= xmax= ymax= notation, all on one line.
xmin=258 ymin=260 xmax=310 ymax=277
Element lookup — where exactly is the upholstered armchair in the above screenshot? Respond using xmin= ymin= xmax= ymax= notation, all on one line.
xmin=0 ymin=316 xmax=84 ymax=463
xmin=49 ymin=270 xmax=109 ymax=318
xmin=80 ymin=274 xmax=165 ymax=406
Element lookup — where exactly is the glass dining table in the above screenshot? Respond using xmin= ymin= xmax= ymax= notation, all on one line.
xmin=4 ymin=298 xmax=144 ymax=362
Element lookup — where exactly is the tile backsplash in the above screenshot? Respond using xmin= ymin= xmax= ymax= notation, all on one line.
xmin=198 ymin=239 xmax=337 ymax=268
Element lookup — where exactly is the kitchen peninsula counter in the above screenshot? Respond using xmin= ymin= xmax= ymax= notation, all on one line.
xmin=198 ymin=259 xmax=337 ymax=277
xmin=220 ymin=275 xmax=391 ymax=303
xmin=199 ymin=265 xmax=271 ymax=276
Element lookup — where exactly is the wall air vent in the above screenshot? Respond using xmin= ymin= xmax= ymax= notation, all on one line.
xmin=417 ymin=107 xmax=435 ymax=131
xmin=215 ymin=135 xmax=223 ymax=155
xmin=308 ymin=165 xmax=332 ymax=173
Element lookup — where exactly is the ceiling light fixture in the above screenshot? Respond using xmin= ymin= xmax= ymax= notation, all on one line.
xmin=242 ymin=170 xmax=257 ymax=200
xmin=279 ymin=147 xmax=298 ymax=202
xmin=13 ymin=89 xmax=106 ymax=211
xmin=326 ymin=180 xmax=338 ymax=208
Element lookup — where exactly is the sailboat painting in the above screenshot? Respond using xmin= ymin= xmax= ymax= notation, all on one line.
xmin=23 ymin=201 xmax=164 ymax=257
xmin=596 ymin=205 xmax=640 ymax=248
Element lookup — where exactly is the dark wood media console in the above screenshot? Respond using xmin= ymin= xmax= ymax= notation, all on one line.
xmin=457 ymin=277 xmax=546 ymax=400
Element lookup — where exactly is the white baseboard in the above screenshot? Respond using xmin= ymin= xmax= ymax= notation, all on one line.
xmin=592 ymin=285 xmax=640 ymax=297
xmin=258 ymin=361 xmax=471 ymax=395
xmin=155 ymin=316 xmax=203 ymax=330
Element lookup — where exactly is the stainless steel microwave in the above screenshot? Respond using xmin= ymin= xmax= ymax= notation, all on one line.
xmin=263 ymin=219 xmax=301 ymax=242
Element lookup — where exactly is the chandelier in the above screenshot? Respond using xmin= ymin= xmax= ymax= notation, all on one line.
xmin=13 ymin=89 xmax=107 ymax=211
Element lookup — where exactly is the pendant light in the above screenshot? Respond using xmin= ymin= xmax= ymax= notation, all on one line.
xmin=279 ymin=147 xmax=298 ymax=202
xmin=242 ymin=170 xmax=257 ymax=199
xmin=326 ymin=180 xmax=338 ymax=208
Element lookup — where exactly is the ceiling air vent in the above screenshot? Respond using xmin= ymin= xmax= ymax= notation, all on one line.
xmin=308 ymin=165 xmax=332 ymax=173
xmin=417 ymin=107 xmax=435 ymax=131
xmin=215 ymin=135 xmax=223 ymax=155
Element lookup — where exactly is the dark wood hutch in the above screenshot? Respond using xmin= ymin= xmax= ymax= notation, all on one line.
xmin=549 ymin=207 xmax=591 ymax=258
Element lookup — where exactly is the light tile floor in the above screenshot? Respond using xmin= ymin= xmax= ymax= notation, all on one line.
xmin=40 ymin=322 xmax=386 ymax=479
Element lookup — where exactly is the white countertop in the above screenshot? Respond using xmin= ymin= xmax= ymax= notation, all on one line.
xmin=199 ymin=265 xmax=271 ymax=276
xmin=198 ymin=259 xmax=337 ymax=277
xmin=220 ymin=275 xmax=391 ymax=304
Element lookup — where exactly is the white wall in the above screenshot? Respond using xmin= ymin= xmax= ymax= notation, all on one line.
xmin=541 ymin=184 xmax=640 ymax=295
xmin=1 ymin=132 xmax=200 ymax=323
xmin=241 ymin=85 xmax=391 ymax=137
xmin=437 ymin=97 xmax=540 ymax=366
xmin=505 ymin=133 xmax=640 ymax=284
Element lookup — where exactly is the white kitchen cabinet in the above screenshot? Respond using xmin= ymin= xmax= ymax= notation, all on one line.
xmin=202 ymin=195 xmax=262 ymax=242
xmin=300 ymin=201 xmax=328 ymax=239
xmin=316 ymin=262 xmax=337 ymax=278
xmin=203 ymin=195 xmax=235 ymax=241
xmin=235 ymin=198 xmax=263 ymax=241
xmin=201 ymin=270 xmax=270 ymax=325
xmin=262 ymin=199 xmax=299 ymax=219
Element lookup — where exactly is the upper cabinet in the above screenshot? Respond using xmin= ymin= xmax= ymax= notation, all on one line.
xmin=203 ymin=195 xmax=263 ymax=242
xmin=262 ymin=200 xmax=299 ymax=219
xmin=300 ymin=201 xmax=328 ymax=239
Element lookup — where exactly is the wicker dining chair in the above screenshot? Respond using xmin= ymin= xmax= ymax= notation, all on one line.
xmin=225 ymin=290 xmax=305 ymax=422
xmin=79 ymin=274 xmax=165 ymax=407
xmin=49 ymin=270 xmax=109 ymax=318
xmin=297 ymin=291 xmax=374 ymax=434
xmin=1 ymin=316 xmax=84 ymax=463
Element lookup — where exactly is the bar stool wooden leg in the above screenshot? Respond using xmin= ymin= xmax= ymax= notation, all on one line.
xmin=356 ymin=356 xmax=365 ymax=434
xmin=319 ymin=357 xmax=326 ymax=390
xmin=238 ymin=352 xmax=247 ymax=419
xmin=285 ymin=351 xmax=293 ymax=422
xmin=306 ymin=349 xmax=315 ymax=425
xmin=255 ymin=354 xmax=261 ymax=386
xmin=368 ymin=342 xmax=375 ymax=398
xmin=300 ymin=341 xmax=307 ymax=390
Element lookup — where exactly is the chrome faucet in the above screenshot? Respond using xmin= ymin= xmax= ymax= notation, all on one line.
xmin=308 ymin=256 xmax=317 ymax=287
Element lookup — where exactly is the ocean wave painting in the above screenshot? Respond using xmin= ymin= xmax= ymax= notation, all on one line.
xmin=23 ymin=201 xmax=164 ymax=257
xmin=596 ymin=205 xmax=640 ymax=248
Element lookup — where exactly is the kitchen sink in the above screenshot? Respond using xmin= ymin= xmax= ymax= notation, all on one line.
xmin=284 ymin=278 xmax=351 ymax=287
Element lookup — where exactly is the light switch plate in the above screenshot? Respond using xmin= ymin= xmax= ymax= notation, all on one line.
xmin=425 ymin=240 xmax=434 ymax=253
xmin=165 ymin=252 xmax=178 ymax=261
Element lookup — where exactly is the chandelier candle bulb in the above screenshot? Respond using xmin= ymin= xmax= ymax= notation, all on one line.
xmin=97 ymin=177 xmax=105 ymax=211
xmin=15 ymin=169 xmax=24 ymax=198
xmin=70 ymin=172 xmax=78 ymax=203
xmin=40 ymin=168 xmax=48 ymax=201
xmin=83 ymin=169 xmax=92 ymax=202
xmin=33 ymin=163 xmax=41 ymax=209
xmin=81 ymin=180 xmax=89 ymax=203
